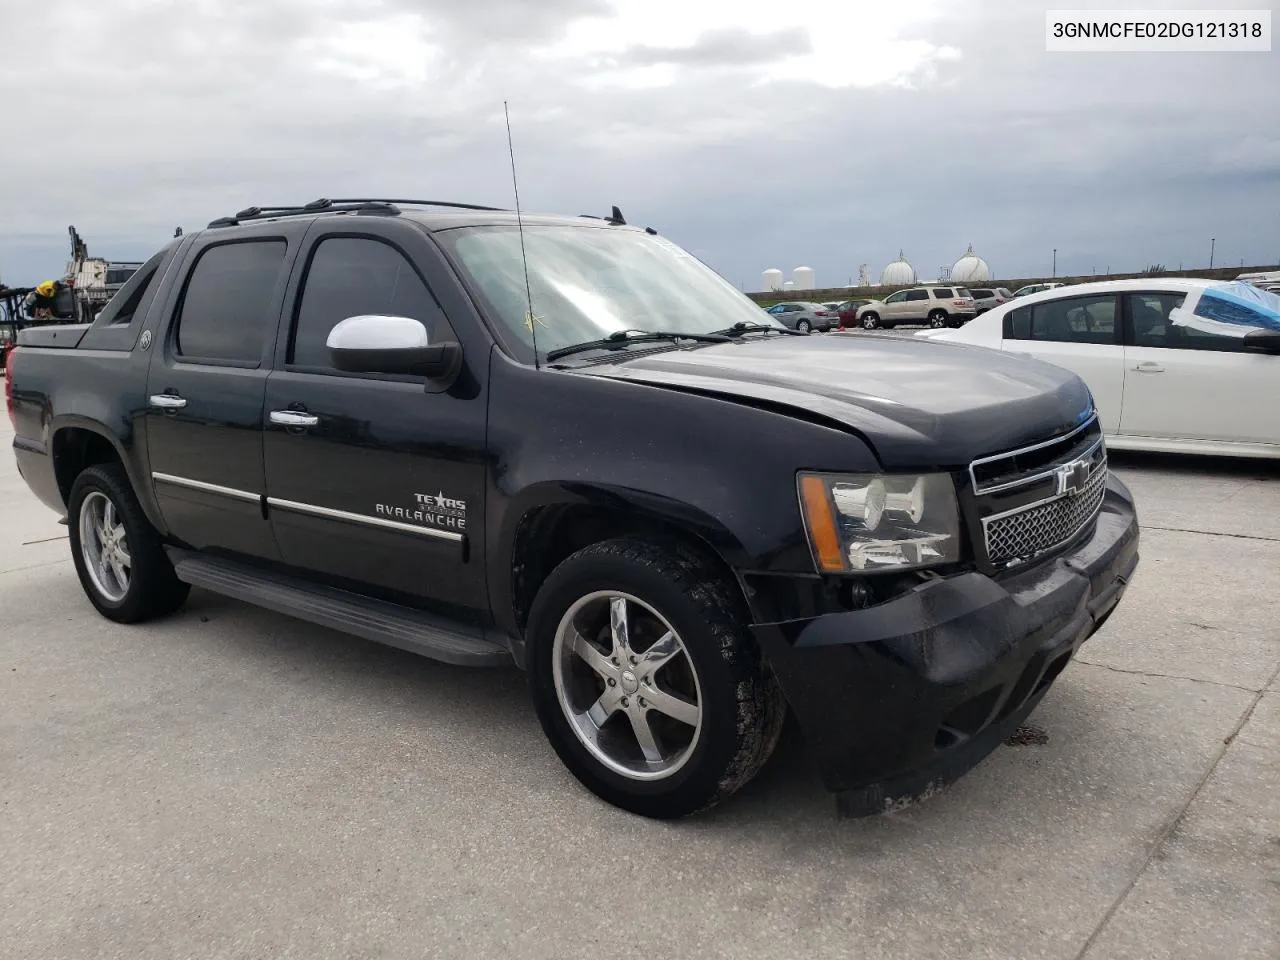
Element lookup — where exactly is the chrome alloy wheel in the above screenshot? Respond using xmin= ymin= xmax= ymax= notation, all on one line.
xmin=79 ymin=491 xmax=131 ymax=603
xmin=552 ymin=591 xmax=703 ymax=781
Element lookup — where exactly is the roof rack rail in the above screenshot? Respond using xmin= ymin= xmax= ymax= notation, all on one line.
xmin=207 ymin=200 xmax=401 ymax=228
xmin=326 ymin=198 xmax=508 ymax=212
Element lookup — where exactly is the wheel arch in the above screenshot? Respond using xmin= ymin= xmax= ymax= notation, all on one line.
xmin=496 ymin=485 xmax=752 ymax=657
xmin=49 ymin=417 xmax=165 ymax=532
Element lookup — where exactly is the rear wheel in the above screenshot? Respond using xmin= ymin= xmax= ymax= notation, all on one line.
xmin=861 ymin=313 xmax=879 ymax=330
xmin=527 ymin=538 xmax=785 ymax=819
xmin=68 ymin=464 xmax=190 ymax=623
xmin=797 ymin=319 xmax=811 ymax=333
xmin=928 ymin=310 xmax=948 ymax=328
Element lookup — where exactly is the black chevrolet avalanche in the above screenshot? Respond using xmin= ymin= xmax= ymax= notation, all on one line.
xmin=6 ymin=199 xmax=1139 ymax=819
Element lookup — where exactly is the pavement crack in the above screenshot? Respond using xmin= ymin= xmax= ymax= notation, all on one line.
xmin=1074 ymin=660 xmax=1280 ymax=960
xmin=0 ymin=559 xmax=72 ymax=576
xmin=1141 ymin=524 xmax=1280 ymax=543
xmin=1073 ymin=658 xmax=1261 ymax=692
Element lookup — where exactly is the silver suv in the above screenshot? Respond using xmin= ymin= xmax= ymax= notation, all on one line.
xmin=854 ymin=286 xmax=977 ymax=330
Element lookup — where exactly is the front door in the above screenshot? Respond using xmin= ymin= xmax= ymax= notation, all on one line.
xmin=1119 ymin=290 xmax=1278 ymax=444
xmin=880 ymin=291 xmax=908 ymax=323
xmin=145 ymin=229 xmax=302 ymax=560
xmin=262 ymin=220 xmax=491 ymax=619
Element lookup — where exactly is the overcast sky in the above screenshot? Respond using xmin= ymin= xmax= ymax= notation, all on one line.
xmin=1 ymin=0 xmax=1276 ymax=291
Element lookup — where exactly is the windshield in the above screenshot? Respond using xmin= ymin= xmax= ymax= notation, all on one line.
xmin=439 ymin=224 xmax=784 ymax=360
xmin=1174 ymin=281 xmax=1280 ymax=337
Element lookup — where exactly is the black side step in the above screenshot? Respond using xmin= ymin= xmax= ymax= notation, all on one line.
xmin=169 ymin=551 xmax=512 ymax=668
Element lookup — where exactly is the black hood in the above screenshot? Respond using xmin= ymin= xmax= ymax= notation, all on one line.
xmin=580 ymin=334 xmax=1096 ymax=469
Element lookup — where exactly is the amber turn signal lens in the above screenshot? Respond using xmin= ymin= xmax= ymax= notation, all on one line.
xmin=799 ymin=474 xmax=845 ymax=572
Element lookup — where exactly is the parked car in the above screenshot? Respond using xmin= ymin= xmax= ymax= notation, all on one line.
xmin=919 ymin=278 xmax=1280 ymax=459
xmin=836 ymin=299 xmax=873 ymax=329
xmin=1012 ymin=282 xmax=1065 ymax=298
xmin=969 ymin=287 xmax=1015 ymax=314
xmin=764 ymin=300 xmax=837 ymax=332
xmin=854 ymin=286 xmax=977 ymax=329
xmin=7 ymin=197 xmax=1140 ymax=819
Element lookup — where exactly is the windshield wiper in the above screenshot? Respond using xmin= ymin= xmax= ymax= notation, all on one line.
xmin=545 ymin=328 xmax=732 ymax=363
xmin=712 ymin=320 xmax=807 ymax=337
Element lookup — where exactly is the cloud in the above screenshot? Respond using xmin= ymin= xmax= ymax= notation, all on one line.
xmin=616 ymin=27 xmax=813 ymax=68
xmin=0 ymin=0 xmax=1275 ymax=290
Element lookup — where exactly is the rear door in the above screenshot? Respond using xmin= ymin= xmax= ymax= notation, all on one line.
xmin=1000 ymin=293 xmax=1125 ymax=433
xmin=261 ymin=218 xmax=491 ymax=617
xmin=1118 ymin=289 xmax=1279 ymax=444
xmin=144 ymin=224 xmax=304 ymax=560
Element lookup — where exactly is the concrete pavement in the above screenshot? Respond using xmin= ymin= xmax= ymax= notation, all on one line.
xmin=1 ymin=416 xmax=1276 ymax=960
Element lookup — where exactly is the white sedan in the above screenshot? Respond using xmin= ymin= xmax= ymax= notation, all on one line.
xmin=918 ymin=278 xmax=1280 ymax=459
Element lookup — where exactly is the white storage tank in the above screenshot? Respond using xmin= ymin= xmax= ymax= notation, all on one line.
xmin=782 ymin=280 xmax=795 ymax=290
xmin=792 ymin=266 xmax=815 ymax=290
xmin=762 ymin=268 xmax=784 ymax=291
xmin=880 ymin=251 xmax=916 ymax=286
xmin=950 ymin=244 xmax=991 ymax=283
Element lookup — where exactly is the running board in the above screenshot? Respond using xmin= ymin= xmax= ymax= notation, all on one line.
xmin=168 ymin=550 xmax=512 ymax=668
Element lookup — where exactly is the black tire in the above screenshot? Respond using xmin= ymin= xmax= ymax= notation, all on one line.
xmin=526 ymin=537 xmax=786 ymax=819
xmin=928 ymin=310 xmax=948 ymax=328
xmin=796 ymin=319 xmax=811 ymax=333
xmin=861 ymin=313 xmax=879 ymax=329
xmin=67 ymin=463 xmax=190 ymax=623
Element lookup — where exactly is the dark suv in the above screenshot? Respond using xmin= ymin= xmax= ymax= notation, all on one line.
xmin=7 ymin=198 xmax=1139 ymax=819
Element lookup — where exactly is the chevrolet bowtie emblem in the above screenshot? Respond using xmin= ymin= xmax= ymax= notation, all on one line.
xmin=1055 ymin=459 xmax=1091 ymax=496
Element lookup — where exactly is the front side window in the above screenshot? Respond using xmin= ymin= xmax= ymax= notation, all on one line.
xmin=1029 ymin=295 xmax=1117 ymax=344
xmin=290 ymin=237 xmax=447 ymax=370
xmin=175 ymin=240 xmax=286 ymax=363
xmin=1141 ymin=283 xmax=1280 ymax=352
xmin=437 ymin=224 xmax=784 ymax=360
xmin=1128 ymin=293 xmax=1189 ymax=347
xmin=884 ymin=291 xmax=907 ymax=304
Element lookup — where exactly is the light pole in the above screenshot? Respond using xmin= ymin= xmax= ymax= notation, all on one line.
xmin=1052 ymin=248 xmax=1057 ymax=278
xmin=1210 ymin=238 xmax=1215 ymax=269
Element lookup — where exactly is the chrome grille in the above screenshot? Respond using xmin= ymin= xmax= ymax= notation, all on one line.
xmin=969 ymin=413 xmax=1109 ymax=568
xmin=983 ymin=462 xmax=1107 ymax=565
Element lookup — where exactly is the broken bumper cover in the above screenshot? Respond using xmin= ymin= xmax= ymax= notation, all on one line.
xmin=751 ymin=474 xmax=1139 ymax=816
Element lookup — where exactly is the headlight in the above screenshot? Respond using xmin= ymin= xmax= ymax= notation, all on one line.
xmin=797 ymin=472 xmax=962 ymax=573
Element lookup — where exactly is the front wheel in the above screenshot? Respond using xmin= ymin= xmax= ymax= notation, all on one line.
xmin=527 ymin=538 xmax=786 ymax=819
xmin=861 ymin=313 xmax=880 ymax=329
xmin=68 ymin=463 xmax=190 ymax=623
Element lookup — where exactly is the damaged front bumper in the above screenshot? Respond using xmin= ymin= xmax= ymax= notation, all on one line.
xmin=751 ymin=474 xmax=1140 ymax=816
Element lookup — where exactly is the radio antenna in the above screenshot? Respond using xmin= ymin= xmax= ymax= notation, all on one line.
xmin=503 ymin=101 xmax=540 ymax=370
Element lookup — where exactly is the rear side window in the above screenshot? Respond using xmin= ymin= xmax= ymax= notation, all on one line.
xmin=955 ymin=287 xmax=972 ymax=298
xmin=1006 ymin=306 xmax=1032 ymax=339
xmin=929 ymin=288 xmax=953 ymax=298
xmin=175 ymin=240 xmax=286 ymax=363
xmin=1029 ymin=295 xmax=1117 ymax=344
xmin=290 ymin=236 xmax=447 ymax=370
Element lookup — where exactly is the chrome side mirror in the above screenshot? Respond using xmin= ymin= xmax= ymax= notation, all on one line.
xmin=326 ymin=315 xmax=462 ymax=381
